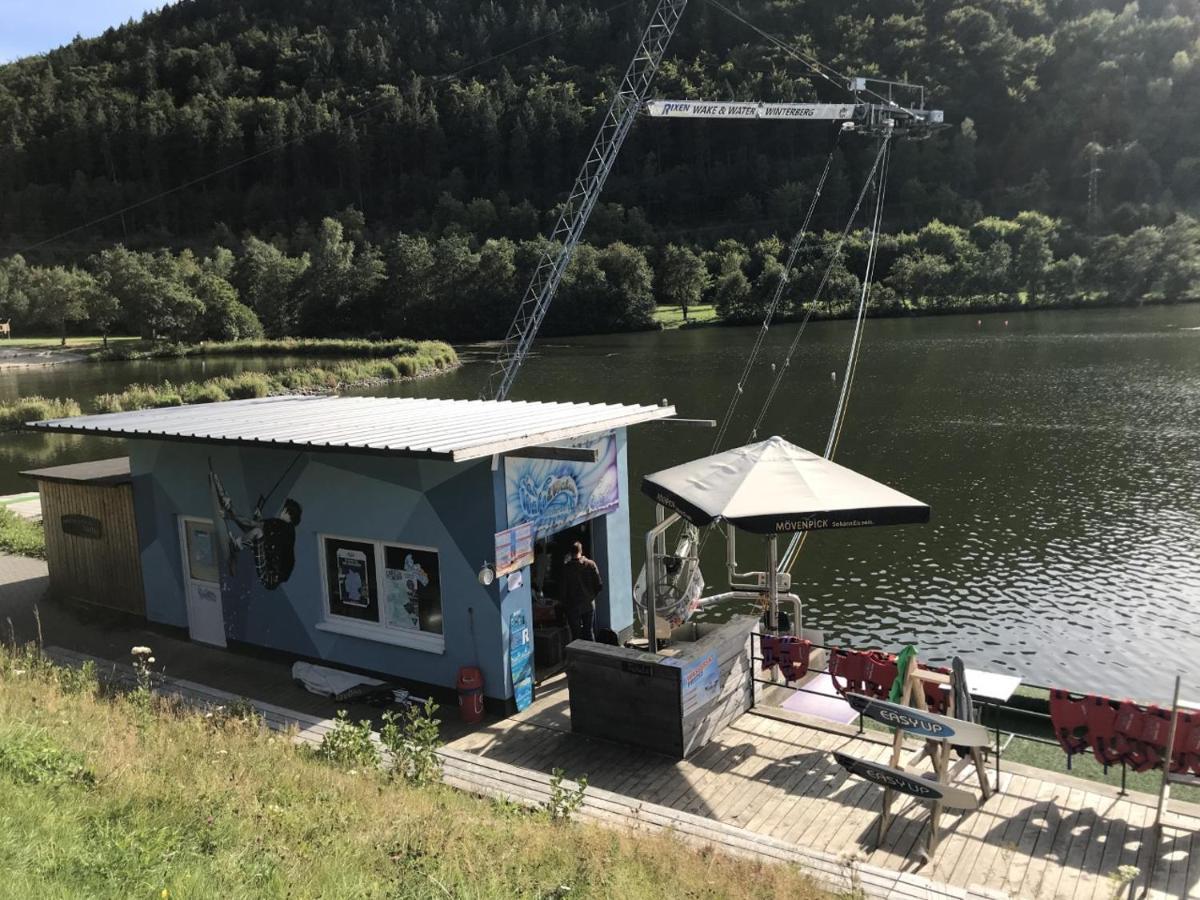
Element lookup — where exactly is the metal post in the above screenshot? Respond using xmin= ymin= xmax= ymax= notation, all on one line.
xmin=767 ymin=534 xmax=779 ymax=631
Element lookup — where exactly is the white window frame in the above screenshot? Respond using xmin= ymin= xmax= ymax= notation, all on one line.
xmin=315 ymin=532 xmax=445 ymax=654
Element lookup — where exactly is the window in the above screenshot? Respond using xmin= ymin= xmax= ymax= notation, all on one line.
xmin=318 ymin=535 xmax=443 ymax=652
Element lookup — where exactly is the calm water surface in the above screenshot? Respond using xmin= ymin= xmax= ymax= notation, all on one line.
xmin=3 ymin=307 xmax=1198 ymax=700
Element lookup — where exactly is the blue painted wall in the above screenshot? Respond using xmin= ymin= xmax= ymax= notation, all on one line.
xmin=128 ymin=426 xmax=635 ymax=701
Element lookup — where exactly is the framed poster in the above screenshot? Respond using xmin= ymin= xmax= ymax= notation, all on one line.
xmin=324 ymin=537 xmax=377 ymax=621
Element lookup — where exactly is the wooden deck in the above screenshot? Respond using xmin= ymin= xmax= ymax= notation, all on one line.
xmin=441 ymin=675 xmax=1199 ymax=900
xmin=7 ymin=563 xmax=1193 ymax=900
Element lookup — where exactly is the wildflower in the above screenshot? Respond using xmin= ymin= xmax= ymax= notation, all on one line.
xmin=161 ymin=891 xmax=170 ymax=899
xmin=131 ymin=646 xmax=151 ymax=657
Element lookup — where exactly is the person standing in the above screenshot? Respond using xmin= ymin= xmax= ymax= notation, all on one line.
xmin=561 ymin=541 xmax=602 ymax=642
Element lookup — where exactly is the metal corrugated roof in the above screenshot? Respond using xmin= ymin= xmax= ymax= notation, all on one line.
xmin=26 ymin=395 xmax=677 ymax=462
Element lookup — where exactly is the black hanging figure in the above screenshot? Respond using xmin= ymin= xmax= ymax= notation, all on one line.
xmin=210 ymin=469 xmax=302 ymax=590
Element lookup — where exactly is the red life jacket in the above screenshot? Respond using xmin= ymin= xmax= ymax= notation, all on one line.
xmin=1086 ymin=695 xmax=1123 ymax=769
xmin=1114 ymin=701 xmax=1167 ymax=772
xmin=863 ymin=651 xmax=899 ymax=700
xmin=777 ymin=637 xmax=812 ymax=682
xmin=760 ymin=634 xmax=780 ymax=673
xmin=1049 ymin=689 xmax=1091 ymax=763
xmin=829 ymin=648 xmax=869 ymax=697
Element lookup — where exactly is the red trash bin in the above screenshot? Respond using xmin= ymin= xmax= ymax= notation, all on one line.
xmin=457 ymin=666 xmax=485 ymax=724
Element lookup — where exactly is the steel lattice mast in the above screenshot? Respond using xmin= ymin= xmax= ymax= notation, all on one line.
xmin=486 ymin=0 xmax=689 ymax=401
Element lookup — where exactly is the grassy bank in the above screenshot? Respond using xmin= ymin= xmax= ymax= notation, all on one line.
xmin=94 ymin=337 xmax=454 ymax=362
xmin=653 ymin=304 xmax=719 ymax=329
xmin=0 ymin=396 xmax=82 ymax=431
xmin=2 ymin=336 xmax=140 ymax=351
xmin=0 ymin=508 xmax=44 ymax=559
xmin=0 ymin=343 xmax=457 ymax=423
xmin=0 ymin=646 xmax=831 ymax=899
xmin=92 ymin=347 xmax=456 ymax=414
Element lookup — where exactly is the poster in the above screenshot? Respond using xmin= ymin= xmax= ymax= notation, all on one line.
xmin=383 ymin=545 xmax=441 ymax=634
xmin=495 ymin=521 xmax=535 ymax=576
xmin=336 ymin=548 xmax=370 ymax=607
xmin=504 ymin=432 xmax=620 ymax=540
xmin=680 ymin=652 xmax=721 ymax=718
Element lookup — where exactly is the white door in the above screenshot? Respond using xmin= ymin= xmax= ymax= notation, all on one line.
xmin=180 ymin=517 xmax=226 ymax=647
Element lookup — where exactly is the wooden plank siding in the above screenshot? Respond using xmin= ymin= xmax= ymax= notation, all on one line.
xmin=36 ymin=478 xmax=144 ymax=615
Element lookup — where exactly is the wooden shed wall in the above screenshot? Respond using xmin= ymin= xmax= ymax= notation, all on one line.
xmin=39 ymin=480 xmax=145 ymax=615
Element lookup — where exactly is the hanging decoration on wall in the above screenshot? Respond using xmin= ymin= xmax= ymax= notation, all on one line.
xmin=504 ymin=432 xmax=619 ymax=539
xmin=209 ymin=457 xmax=303 ymax=590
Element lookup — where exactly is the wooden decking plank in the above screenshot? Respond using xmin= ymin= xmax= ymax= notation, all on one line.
xmin=717 ymin=716 xmax=810 ymax=830
xmin=968 ymin=773 xmax=1031 ymax=892
xmin=1017 ymin=782 xmax=1076 ymax=900
xmin=741 ymin=724 xmax=844 ymax=837
xmin=1070 ymin=794 xmax=1120 ymax=900
xmin=1042 ymin=786 xmax=1093 ymax=899
xmin=1001 ymin=777 xmax=1058 ymax=896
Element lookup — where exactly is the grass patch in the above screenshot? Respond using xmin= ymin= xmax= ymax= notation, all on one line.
xmin=0 ymin=645 xmax=833 ymax=899
xmin=0 ymin=507 xmax=45 ymax=559
xmin=653 ymin=304 xmax=719 ymax=329
xmin=25 ymin=343 xmax=458 ymax=420
xmin=2 ymin=336 xmax=140 ymax=351
xmin=95 ymin=337 xmax=454 ymax=362
xmin=0 ymin=396 xmax=82 ymax=430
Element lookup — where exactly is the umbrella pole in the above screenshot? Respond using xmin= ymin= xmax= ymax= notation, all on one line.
xmin=767 ymin=534 xmax=779 ymax=632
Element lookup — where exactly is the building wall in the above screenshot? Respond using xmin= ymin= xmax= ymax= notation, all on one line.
xmin=128 ymin=427 xmax=638 ymax=701
xmin=130 ymin=440 xmax=508 ymax=698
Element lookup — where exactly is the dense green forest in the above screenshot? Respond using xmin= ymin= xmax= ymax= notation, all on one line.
xmin=2 ymin=0 xmax=1200 ymax=341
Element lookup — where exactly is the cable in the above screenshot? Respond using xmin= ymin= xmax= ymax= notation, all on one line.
xmin=13 ymin=0 xmax=644 ymax=256
xmin=701 ymin=0 xmax=897 ymax=108
xmin=708 ymin=131 xmax=841 ymax=454
xmin=745 ymin=134 xmax=889 ymax=442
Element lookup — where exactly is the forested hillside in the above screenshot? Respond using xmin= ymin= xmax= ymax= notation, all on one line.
xmin=2 ymin=0 xmax=1199 ymax=341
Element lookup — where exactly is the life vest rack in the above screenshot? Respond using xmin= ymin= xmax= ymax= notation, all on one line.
xmin=828 ymin=648 xmax=952 ymax=714
xmin=1049 ymin=687 xmax=1200 ymax=776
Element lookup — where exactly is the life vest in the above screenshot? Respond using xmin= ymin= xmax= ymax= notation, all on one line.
xmin=918 ymin=663 xmax=953 ymax=715
xmin=1179 ymin=712 xmax=1200 ymax=775
xmin=862 ymin=651 xmax=898 ymax=700
xmin=760 ymin=634 xmax=781 ymax=673
xmin=1085 ymin=695 xmax=1123 ymax=770
xmin=776 ymin=637 xmax=812 ymax=682
xmin=828 ymin=648 xmax=868 ymax=697
xmin=1049 ymin=689 xmax=1091 ymax=766
xmin=1113 ymin=701 xmax=1170 ymax=772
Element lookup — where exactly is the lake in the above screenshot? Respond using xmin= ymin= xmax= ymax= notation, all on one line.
xmin=3 ymin=305 xmax=1198 ymax=700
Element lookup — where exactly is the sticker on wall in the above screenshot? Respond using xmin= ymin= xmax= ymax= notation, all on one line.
xmin=209 ymin=457 xmax=304 ymax=591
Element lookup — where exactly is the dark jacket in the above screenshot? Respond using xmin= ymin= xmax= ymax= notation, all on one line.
xmin=561 ymin=556 xmax=603 ymax=610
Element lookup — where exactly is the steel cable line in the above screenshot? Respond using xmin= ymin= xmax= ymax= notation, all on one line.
xmin=701 ymin=0 xmax=898 ymax=109
xmin=746 ymin=134 xmax=890 ymax=443
xmin=708 ymin=130 xmax=841 ymax=454
xmin=779 ymin=136 xmax=891 ymax=574
xmin=12 ymin=0 xmax=645 ymax=256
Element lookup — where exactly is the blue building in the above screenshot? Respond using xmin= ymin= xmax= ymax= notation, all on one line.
xmin=32 ymin=395 xmax=675 ymax=709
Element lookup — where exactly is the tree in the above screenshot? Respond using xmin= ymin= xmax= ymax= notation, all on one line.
xmin=84 ymin=282 xmax=121 ymax=345
xmin=0 ymin=255 xmax=30 ymax=325
xmin=656 ymin=245 xmax=708 ymax=321
xmin=1012 ymin=212 xmax=1058 ymax=306
xmin=26 ymin=266 xmax=91 ymax=344
xmin=233 ymin=237 xmax=310 ymax=338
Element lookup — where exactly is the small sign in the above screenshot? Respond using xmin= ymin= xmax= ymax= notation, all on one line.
xmin=832 ymin=751 xmax=979 ymax=810
xmin=680 ymin=652 xmax=721 ymax=717
xmin=61 ymin=514 xmax=102 ymax=540
xmin=495 ymin=522 xmax=535 ymax=577
xmin=845 ymin=693 xmax=991 ymax=748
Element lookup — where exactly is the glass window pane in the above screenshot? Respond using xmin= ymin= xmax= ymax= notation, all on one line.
xmin=383 ymin=545 xmax=442 ymax=635
xmin=325 ymin=538 xmax=378 ymax=622
xmin=185 ymin=520 xmax=219 ymax=583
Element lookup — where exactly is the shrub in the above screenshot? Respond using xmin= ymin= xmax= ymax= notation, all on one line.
xmin=0 ymin=396 xmax=82 ymax=429
xmin=0 ymin=725 xmax=95 ymax=788
xmin=380 ymin=699 xmax=442 ymax=786
xmin=180 ymin=382 xmax=230 ymax=404
xmin=312 ymin=710 xmax=380 ymax=770
xmin=545 ymin=768 xmax=588 ymax=823
xmin=0 ymin=508 xmax=45 ymax=559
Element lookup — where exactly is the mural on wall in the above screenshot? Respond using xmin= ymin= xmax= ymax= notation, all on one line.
xmin=504 ymin=432 xmax=619 ymax=539
xmin=210 ymin=461 xmax=303 ymax=590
